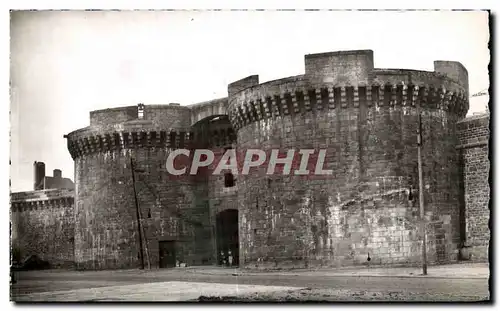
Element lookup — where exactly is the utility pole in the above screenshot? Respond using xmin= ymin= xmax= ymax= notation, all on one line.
xmin=131 ymin=158 xmax=145 ymax=270
xmin=408 ymin=74 xmax=427 ymax=276
xmin=416 ymin=89 xmax=428 ymax=276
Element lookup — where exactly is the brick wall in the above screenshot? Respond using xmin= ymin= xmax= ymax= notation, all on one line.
xmin=11 ymin=189 xmax=75 ymax=268
xmin=457 ymin=114 xmax=490 ymax=261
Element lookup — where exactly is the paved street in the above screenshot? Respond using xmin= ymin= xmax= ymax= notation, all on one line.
xmin=11 ymin=263 xmax=490 ymax=302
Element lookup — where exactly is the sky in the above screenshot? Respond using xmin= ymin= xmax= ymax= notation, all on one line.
xmin=10 ymin=10 xmax=490 ymax=192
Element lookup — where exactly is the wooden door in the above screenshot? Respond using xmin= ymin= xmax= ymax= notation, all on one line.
xmin=159 ymin=240 xmax=176 ymax=268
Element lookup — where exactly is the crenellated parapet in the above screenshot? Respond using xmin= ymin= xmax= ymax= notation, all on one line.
xmin=66 ymin=104 xmax=195 ymax=159
xmin=227 ymin=50 xmax=469 ymax=131
xmin=66 ymin=127 xmax=195 ymax=160
xmin=228 ymin=84 xmax=468 ymax=131
xmin=11 ymin=189 xmax=74 ymax=212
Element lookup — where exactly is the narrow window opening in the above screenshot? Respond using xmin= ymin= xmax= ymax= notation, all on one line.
xmin=408 ymin=188 xmax=414 ymax=201
xmin=224 ymin=172 xmax=235 ymax=188
xmin=147 ymin=209 xmax=151 ymax=219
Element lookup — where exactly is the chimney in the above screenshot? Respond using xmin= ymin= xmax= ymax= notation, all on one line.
xmin=33 ymin=161 xmax=46 ymax=190
xmin=53 ymin=169 xmax=62 ymax=179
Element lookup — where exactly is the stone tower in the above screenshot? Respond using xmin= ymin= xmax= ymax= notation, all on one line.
xmin=227 ymin=50 xmax=469 ymax=268
xmin=66 ymin=104 xmax=213 ymax=269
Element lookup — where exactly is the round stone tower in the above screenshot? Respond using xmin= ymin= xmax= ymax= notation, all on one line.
xmin=228 ymin=50 xmax=469 ymax=268
xmin=66 ymin=104 xmax=214 ymax=270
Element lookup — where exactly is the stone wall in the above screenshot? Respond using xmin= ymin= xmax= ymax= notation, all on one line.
xmin=457 ymin=113 xmax=490 ymax=261
xmin=10 ymin=189 xmax=75 ymax=268
xmin=190 ymin=115 xmax=238 ymax=264
xmin=67 ymin=105 xmax=213 ymax=270
xmin=228 ymin=50 xmax=469 ymax=268
xmin=58 ymin=49 xmax=488 ymax=270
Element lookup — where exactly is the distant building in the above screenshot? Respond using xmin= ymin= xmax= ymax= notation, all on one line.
xmin=33 ymin=161 xmax=74 ymax=191
xmin=11 ymin=161 xmax=75 ymax=267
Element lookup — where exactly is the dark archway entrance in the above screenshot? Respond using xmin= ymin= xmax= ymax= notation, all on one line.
xmin=216 ymin=209 xmax=239 ymax=267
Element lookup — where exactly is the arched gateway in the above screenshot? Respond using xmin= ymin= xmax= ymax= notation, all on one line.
xmin=216 ymin=209 xmax=239 ymax=266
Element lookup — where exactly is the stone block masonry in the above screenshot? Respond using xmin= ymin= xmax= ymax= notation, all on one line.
xmin=67 ymin=105 xmax=214 ymax=270
xmin=11 ymin=189 xmax=75 ymax=268
xmin=457 ymin=113 xmax=490 ymax=261
xmin=11 ymin=49 xmax=487 ymax=271
xmin=229 ymin=50 xmax=469 ymax=268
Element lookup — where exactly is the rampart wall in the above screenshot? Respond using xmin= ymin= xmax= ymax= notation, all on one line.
xmin=457 ymin=113 xmax=490 ymax=261
xmin=12 ymin=49 xmax=486 ymax=271
xmin=11 ymin=189 xmax=75 ymax=267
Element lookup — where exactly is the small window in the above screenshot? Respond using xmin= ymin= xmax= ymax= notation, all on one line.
xmin=224 ymin=172 xmax=235 ymax=188
xmin=138 ymin=103 xmax=145 ymax=119
xmin=147 ymin=209 xmax=151 ymax=219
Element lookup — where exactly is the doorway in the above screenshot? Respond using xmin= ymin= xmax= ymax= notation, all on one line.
xmin=216 ymin=209 xmax=239 ymax=266
xmin=159 ymin=240 xmax=176 ymax=268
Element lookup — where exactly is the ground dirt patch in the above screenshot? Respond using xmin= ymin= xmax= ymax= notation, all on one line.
xmin=196 ymin=288 xmax=490 ymax=302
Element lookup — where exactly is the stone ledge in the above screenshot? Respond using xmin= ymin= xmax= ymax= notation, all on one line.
xmin=456 ymin=141 xmax=489 ymax=150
